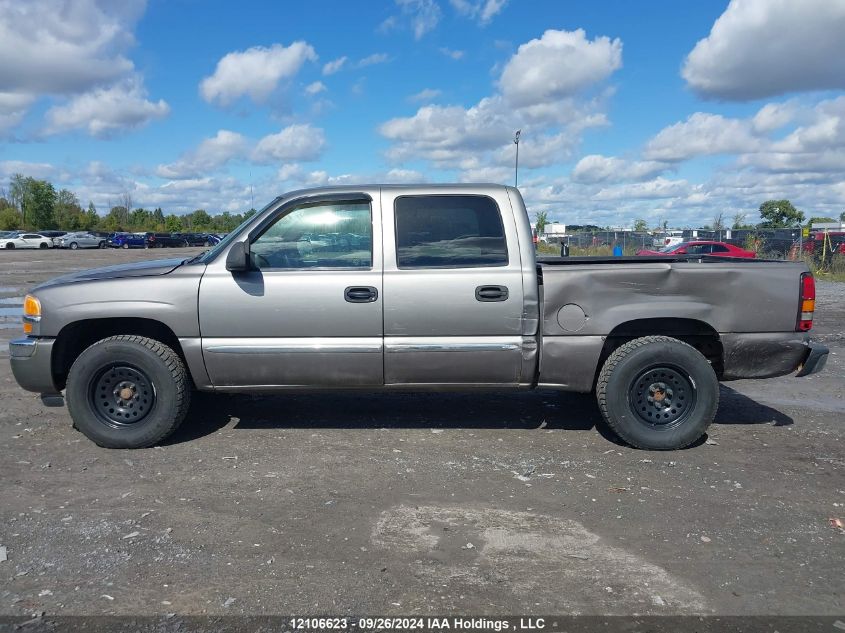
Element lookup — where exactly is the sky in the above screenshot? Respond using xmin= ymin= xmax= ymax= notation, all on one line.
xmin=1 ymin=0 xmax=844 ymax=227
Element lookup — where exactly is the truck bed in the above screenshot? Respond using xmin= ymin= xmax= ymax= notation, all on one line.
xmin=535 ymin=256 xmax=811 ymax=392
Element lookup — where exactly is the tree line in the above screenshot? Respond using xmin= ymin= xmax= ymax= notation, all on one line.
xmin=0 ymin=174 xmax=256 ymax=234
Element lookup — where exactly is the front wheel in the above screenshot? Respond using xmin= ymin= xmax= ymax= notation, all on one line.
xmin=69 ymin=242 xmax=78 ymax=250
xmin=66 ymin=335 xmax=191 ymax=448
xmin=39 ymin=242 xmax=48 ymax=249
xmin=122 ymin=243 xmax=129 ymax=249
xmin=98 ymin=241 xmax=106 ymax=249
xmin=5 ymin=243 xmax=14 ymax=249
xmin=596 ymin=336 xmax=718 ymax=450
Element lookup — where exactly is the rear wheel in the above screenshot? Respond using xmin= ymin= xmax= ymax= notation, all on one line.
xmin=66 ymin=335 xmax=191 ymax=448
xmin=596 ymin=335 xmax=718 ymax=450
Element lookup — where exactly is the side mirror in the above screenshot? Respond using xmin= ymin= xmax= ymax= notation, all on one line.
xmin=225 ymin=241 xmax=251 ymax=272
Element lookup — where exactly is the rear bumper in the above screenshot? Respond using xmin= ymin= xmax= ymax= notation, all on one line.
xmin=9 ymin=337 xmax=58 ymax=394
xmin=796 ymin=341 xmax=829 ymax=377
xmin=721 ymin=333 xmax=829 ymax=380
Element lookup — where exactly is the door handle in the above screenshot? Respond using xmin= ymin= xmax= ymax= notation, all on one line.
xmin=345 ymin=286 xmax=379 ymax=303
xmin=475 ymin=285 xmax=509 ymax=302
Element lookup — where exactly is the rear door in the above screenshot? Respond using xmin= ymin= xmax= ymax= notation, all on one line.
xmin=198 ymin=193 xmax=383 ymax=388
xmin=381 ymin=189 xmax=527 ymax=386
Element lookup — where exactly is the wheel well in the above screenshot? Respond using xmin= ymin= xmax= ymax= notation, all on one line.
xmin=594 ymin=318 xmax=723 ymax=388
xmin=52 ymin=318 xmax=185 ymax=390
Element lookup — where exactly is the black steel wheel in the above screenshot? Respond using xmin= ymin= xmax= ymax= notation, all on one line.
xmin=627 ymin=365 xmax=696 ymax=430
xmin=66 ymin=335 xmax=191 ymax=448
xmin=88 ymin=363 xmax=156 ymax=428
xmin=596 ymin=335 xmax=718 ymax=450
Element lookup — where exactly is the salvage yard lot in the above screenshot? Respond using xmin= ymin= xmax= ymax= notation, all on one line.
xmin=1 ymin=248 xmax=843 ymax=615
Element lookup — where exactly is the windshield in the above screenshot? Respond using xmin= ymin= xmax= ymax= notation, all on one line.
xmin=188 ymin=198 xmax=280 ymax=265
xmin=659 ymin=242 xmax=688 ymax=252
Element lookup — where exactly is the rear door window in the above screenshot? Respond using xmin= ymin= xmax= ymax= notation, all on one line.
xmin=394 ymin=195 xmax=508 ymax=268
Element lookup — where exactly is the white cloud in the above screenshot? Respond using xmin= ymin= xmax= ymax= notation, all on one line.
xmin=156 ymin=130 xmax=248 ymax=179
xmin=407 ymin=88 xmax=442 ymax=103
xmin=751 ymin=101 xmax=798 ymax=134
xmin=252 ymin=124 xmax=327 ymax=163
xmin=771 ymin=96 xmax=845 ymax=153
xmin=0 ymin=160 xmax=56 ymax=180
xmin=322 ymin=56 xmax=347 ymax=76
xmin=200 ymin=42 xmax=317 ymax=105
xmin=396 ymin=0 xmax=441 ymax=40
xmin=439 ymin=47 xmax=465 ymax=60
xmin=572 ymin=155 xmax=670 ymax=184
xmin=0 ymin=0 xmax=139 ymax=96
xmin=0 ymin=92 xmax=35 ymax=133
xmin=643 ymin=113 xmax=761 ymax=162
xmin=593 ymin=177 xmax=697 ymax=201
xmin=449 ymin=0 xmax=508 ymax=25
xmin=682 ymin=0 xmax=845 ymax=100
xmin=499 ymin=29 xmax=622 ymax=107
xmin=0 ymin=0 xmax=168 ymax=137
xmin=45 ymin=76 xmax=169 ymax=138
xmin=304 ymin=81 xmax=327 ymax=96
xmin=357 ymin=53 xmax=390 ymax=68
xmin=380 ymin=29 xmax=620 ymax=175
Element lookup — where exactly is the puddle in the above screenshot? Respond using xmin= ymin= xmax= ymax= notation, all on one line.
xmin=0 ymin=296 xmax=23 ymax=304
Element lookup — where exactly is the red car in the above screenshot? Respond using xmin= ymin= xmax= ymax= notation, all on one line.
xmin=637 ymin=241 xmax=757 ymax=258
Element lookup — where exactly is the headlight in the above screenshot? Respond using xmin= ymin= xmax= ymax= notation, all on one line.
xmin=23 ymin=294 xmax=41 ymax=335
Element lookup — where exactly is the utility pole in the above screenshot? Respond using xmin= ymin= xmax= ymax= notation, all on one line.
xmin=513 ymin=130 xmax=521 ymax=187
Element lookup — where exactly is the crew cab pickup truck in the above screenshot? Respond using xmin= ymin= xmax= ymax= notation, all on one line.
xmin=9 ymin=184 xmax=829 ymax=450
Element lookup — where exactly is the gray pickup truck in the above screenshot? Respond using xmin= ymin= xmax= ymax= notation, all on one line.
xmin=9 ymin=184 xmax=828 ymax=450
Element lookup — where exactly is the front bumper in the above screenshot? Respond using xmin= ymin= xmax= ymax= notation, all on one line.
xmin=721 ymin=333 xmax=829 ymax=380
xmin=9 ymin=337 xmax=58 ymax=394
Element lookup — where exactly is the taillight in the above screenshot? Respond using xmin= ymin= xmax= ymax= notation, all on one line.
xmin=797 ymin=272 xmax=815 ymax=331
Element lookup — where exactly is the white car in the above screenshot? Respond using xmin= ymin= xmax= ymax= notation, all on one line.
xmin=0 ymin=232 xmax=52 ymax=249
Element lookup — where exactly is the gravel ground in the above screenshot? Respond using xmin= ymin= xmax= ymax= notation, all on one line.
xmin=0 ymin=248 xmax=843 ymax=617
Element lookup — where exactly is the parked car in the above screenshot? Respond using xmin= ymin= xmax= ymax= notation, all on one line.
xmin=58 ymin=232 xmax=106 ymax=250
xmin=145 ymin=232 xmax=188 ymax=248
xmin=9 ymin=184 xmax=828 ymax=451
xmin=38 ymin=230 xmax=67 ymax=247
xmin=637 ymin=241 xmax=757 ymax=258
xmin=652 ymin=231 xmax=684 ymax=248
xmin=177 ymin=233 xmax=215 ymax=246
xmin=110 ymin=233 xmax=147 ymax=249
xmin=0 ymin=232 xmax=52 ymax=249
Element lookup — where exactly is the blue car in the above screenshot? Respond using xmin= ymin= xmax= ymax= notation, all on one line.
xmin=109 ymin=233 xmax=147 ymax=249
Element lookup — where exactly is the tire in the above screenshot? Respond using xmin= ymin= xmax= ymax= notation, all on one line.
xmin=5 ymin=243 xmax=14 ymax=249
xmin=39 ymin=242 xmax=48 ymax=249
xmin=66 ymin=335 xmax=191 ymax=448
xmin=122 ymin=243 xmax=129 ymax=249
xmin=99 ymin=241 xmax=106 ymax=249
xmin=204 ymin=241 xmax=211 ymax=247
xmin=596 ymin=335 xmax=718 ymax=450
xmin=69 ymin=242 xmax=78 ymax=250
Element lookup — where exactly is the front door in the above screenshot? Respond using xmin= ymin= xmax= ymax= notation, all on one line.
xmin=381 ymin=190 xmax=527 ymax=386
xmin=198 ymin=196 xmax=383 ymax=388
